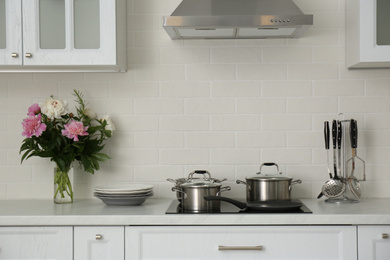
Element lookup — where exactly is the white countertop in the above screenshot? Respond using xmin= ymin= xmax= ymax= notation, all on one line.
xmin=0 ymin=198 xmax=389 ymax=226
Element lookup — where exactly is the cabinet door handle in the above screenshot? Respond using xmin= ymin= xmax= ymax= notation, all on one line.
xmin=25 ymin=53 xmax=32 ymax=58
xmin=218 ymin=245 xmax=263 ymax=251
xmin=95 ymin=234 xmax=103 ymax=240
xmin=383 ymin=233 xmax=389 ymax=239
xmin=11 ymin=53 xmax=18 ymax=57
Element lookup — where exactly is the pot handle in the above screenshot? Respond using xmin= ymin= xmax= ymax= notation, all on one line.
xmin=236 ymin=180 xmax=247 ymax=185
xmin=216 ymin=186 xmax=231 ymax=196
xmin=236 ymin=180 xmax=250 ymax=191
xmin=187 ymin=170 xmax=212 ymax=182
xmin=258 ymin=162 xmax=282 ymax=175
xmin=289 ymin=179 xmax=302 ymax=191
xmin=167 ymin=178 xmax=177 ymax=184
xmin=171 ymin=187 xmax=187 ymax=199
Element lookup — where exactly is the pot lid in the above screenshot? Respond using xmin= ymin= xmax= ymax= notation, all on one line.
xmin=180 ymin=182 xmax=222 ymax=188
xmin=246 ymin=175 xmax=292 ymax=181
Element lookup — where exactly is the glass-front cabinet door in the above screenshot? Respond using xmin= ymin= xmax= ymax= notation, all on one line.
xmin=0 ymin=0 xmax=125 ymax=70
xmin=22 ymin=0 xmax=117 ymax=66
xmin=346 ymin=0 xmax=390 ymax=68
xmin=0 ymin=0 xmax=22 ymax=65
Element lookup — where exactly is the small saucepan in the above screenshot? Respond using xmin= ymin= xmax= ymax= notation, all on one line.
xmin=204 ymin=196 xmax=303 ymax=212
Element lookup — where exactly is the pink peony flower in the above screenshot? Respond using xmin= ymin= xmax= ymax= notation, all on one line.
xmin=22 ymin=114 xmax=47 ymax=138
xmin=61 ymin=120 xmax=89 ymax=141
xmin=27 ymin=103 xmax=41 ymax=116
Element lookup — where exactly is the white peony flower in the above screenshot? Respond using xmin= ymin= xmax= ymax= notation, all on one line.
xmin=40 ymin=97 xmax=68 ymax=119
xmin=83 ymin=108 xmax=97 ymax=119
xmin=101 ymin=115 xmax=116 ymax=133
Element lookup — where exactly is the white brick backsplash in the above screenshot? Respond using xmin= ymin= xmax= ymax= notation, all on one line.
xmin=262 ymin=47 xmax=312 ymax=63
xmin=339 ymin=97 xmax=389 ymax=113
xmin=211 ymin=115 xmax=260 ymax=131
xmin=236 ymin=132 xmax=286 ymax=148
xmin=134 ymin=132 xmax=184 ymax=148
xmin=186 ymin=98 xmax=235 ymax=114
xmin=186 ymin=64 xmax=236 ymax=81
xmin=111 ymin=115 xmax=159 ymax=132
xmin=160 ymin=115 xmax=209 ymax=131
xmin=287 ymin=97 xmax=338 ymax=114
xmin=288 ymin=64 xmax=339 ymax=80
xmin=261 ymin=148 xmax=312 ymax=165
xmin=128 ymin=48 xmax=159 ymax=64
xmin=237 ymin=98 xmax=286 ymax=114
xmin=288 ymin=132 xmax=323 ymax=147
xmin=160 ymin=149 xmax=210 ymax=165
xmin=313 ymin=80 xmax=364 ymax=96
xmin=110 ymin=82 xmax=159 ymax=98
xmin=160 ymin=48 xmax=210 ymax=64
xmin=135 ymin=64 xmax=185 ymax=81
xmin=237 ymin=64 xmax=287 ymax=80
xmin=1 ymin=0 xmax=390 ymax=200
xmin=365 ymin=79 xmax=390 ymax=96
xmin=211 ymin=148 xmax=260 ymax=165
xmin=262 ymin=115 xmax=312 ymax=131
xmin=211 ymin=81 xmax=261 ymax=97
xmin=262 ymin=81 xmax=312 ymax=97
xmin=313 ymin=46 xmax=344 ymax=62
xmin=160 ymin=82 xmax=210 ymax=98
xmin=211 ymin=47 xmax=261 ymax=63
xmin=134 ymin=165 xmax=184 ymax=182
xmin=186 ymin=132 xmax=235 ymax=148
xmin=134 ymin=99 xmax=183 ymax=114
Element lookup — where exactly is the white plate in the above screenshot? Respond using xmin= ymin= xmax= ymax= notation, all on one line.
xmin=94 ymin=195 xmax=149 ymax=206
xmin=93 ymin=192 xmax=153 ymax=198
xmin=94 ymin=184 xmax=154 ymax=192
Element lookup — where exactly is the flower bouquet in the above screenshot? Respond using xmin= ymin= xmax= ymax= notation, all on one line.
xmin=20 ymin=90 xmax=114 ymax=203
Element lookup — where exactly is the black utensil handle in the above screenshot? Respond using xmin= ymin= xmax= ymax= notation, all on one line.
xmin=204 ymin=196 xmax=247 ymax=209
xmin=332 ymin=120 xmax=337 ymax=149
xmin=337 ymin=121 xmax=342 ymax=149
xmin=324 ymin=121 xmax=330 ymax=150
xmin=350 ymin=119 xmax=357 ymax=148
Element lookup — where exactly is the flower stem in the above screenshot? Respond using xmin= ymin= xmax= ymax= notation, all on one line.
xmin=54 ymin=167 xmax=73 ymax=203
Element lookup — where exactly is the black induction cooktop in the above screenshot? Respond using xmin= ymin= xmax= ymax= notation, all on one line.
xmin=165 ymin=199 xmax=312 ymax=214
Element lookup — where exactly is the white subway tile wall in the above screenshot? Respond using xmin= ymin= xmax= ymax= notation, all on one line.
xmin=1 ymin=0 xmax=390 ymax=200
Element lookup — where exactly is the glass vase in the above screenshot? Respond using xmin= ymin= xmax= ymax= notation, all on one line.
xmin=54 ymin=167 xmax=74 ymax=204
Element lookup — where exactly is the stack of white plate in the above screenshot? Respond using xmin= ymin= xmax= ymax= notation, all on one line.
xmin=94 ymin=184 xmax=154 ymax=206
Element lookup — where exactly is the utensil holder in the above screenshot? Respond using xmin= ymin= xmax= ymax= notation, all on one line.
xmin=325 ymin=115 xmax=366 ymax=204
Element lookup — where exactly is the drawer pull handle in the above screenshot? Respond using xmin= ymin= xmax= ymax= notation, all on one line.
xmin=25 ymin=53 xmax=32 ymax=58
xmin=218 ymin=245 xmax=263 ymax=251
xmin=95 ymin=234 xmax=103 ymax=240
xmin=383 ymin=233 xmax=389 ymax=239
xmin=11 ymin=53 xmax=18 ymax=57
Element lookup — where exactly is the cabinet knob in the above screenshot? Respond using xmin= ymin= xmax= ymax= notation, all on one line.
xmin=11 ymin=53 xmax=19 ymax=58
xmin=25 ymin=53 xmax=33 ymax=58
xmin=383 ymin=233 xmax=389 ymax=239
xmin=95 ymin=234 xmax=103 ymax=240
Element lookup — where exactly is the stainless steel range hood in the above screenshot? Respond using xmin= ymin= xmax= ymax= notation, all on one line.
xmin=163 ymin=0 xmax=313 ymax=39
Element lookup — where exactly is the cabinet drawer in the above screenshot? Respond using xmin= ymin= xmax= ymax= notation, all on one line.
xmin=126 ymin=226 xmax=357 ymax=260
xmin=0 ymin=226 xmax=72 ymax=260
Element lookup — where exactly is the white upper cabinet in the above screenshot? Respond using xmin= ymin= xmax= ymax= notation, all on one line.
xmin=0 ymin=0 xmax=126 ymax=72
xmin=346 ymin=0 xmax=390 ymax=68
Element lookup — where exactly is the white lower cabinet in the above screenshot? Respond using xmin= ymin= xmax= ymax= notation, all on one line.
xmin=74 ymin=226 xmax=125 ymax=260
xmin=0 ymin=226 xmax=72 ymax=260
xmin=125 ymin=226 xmax=357 ymax=260
xmin=358 ymin=225 xmax=390 ymax=260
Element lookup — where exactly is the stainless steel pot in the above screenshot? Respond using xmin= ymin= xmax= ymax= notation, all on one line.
xmin=167 ymin=170 xmax=226 ymax=202
xmin=172 ymin=182 xmax=231 ymax=212
xmin=237 ymin=162 xmax=302 ymax=202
